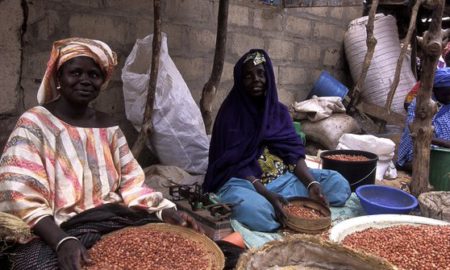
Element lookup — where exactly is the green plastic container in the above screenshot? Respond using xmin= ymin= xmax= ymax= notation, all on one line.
xmin=293 ymin=121 xmax=306 ymax=145
xmin=429 ymin=147 xmax=450 ymax=191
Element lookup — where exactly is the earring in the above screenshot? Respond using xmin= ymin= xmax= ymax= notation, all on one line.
xmin=56 ymin=85 xmax=61 ymax=90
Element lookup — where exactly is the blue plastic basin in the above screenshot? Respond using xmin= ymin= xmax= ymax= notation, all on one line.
xmin=356 ymin=185 xmax=418 ymax=215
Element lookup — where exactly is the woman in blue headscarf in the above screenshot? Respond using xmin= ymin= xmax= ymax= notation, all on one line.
xmin=397 ymin=68 xmax=450 ymax=171
xmin=203 ymin=49 xmax=351 ymax=232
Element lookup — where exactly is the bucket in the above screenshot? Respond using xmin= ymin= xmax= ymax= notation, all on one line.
xmin=429 ymin=147 xmax=450 ymax=191
xmin=307 ymin=71 xmax=349 ymax=101
xmin=320 ymin=150 xmax=378 ymax=192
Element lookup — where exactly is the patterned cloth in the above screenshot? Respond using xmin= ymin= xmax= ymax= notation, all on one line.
xmin=258 ymin=147 xmax=294 ymax=185
xmin=37 ymin=38 xmax=118 ymax=105
xmin=0 ymin=106 xmax=175 ymax=227
xmin=397 ymin=99 xmax=450 ymax=166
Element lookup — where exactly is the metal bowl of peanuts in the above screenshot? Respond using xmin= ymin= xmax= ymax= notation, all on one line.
xmin=83 ymin=223 xmax=225 ymax=270
xmin=329 ymin=214 xmax=450 ymax=270
xmin=283 ymin=197 xmax=331 ymax=234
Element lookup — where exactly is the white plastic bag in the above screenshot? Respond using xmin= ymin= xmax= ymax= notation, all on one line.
xmin=336 ymin=133 xmax=397 ymax=180
xmin=122 ymin=34 xmax=209 ymax=175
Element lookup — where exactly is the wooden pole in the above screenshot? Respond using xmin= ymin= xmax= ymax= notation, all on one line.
xmin=384 ymin=0 xmax=422 ymax=115
xmin=200 ymin=0 xmax=229 ymax=134
xmin=131 ymin=0 xmax=161 ymax=158
xmin=348 ymin=0 xmax=378 ymax=109
xmin=410 ymin=0 xmax=444 ymax=196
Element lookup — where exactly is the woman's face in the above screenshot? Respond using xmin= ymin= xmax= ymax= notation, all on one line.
xmin=57 ymin=56 xmax=105 ymax=106
xmin=242 ymin=61 xmax=266 ymax=98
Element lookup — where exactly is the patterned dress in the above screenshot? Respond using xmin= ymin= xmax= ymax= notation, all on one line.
xmin=0 ymin=106 xmax=174 ymax=227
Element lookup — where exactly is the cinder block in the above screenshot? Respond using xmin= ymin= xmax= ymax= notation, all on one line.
xmin=91 ymin=82 xmax=125 ymax=114
xmin=313 ymin=22 xmax=345 ymax=42
xmin=342 ymin=6 xmax=364 ymax=22
xmin=285 ymin=16 xmax=312 ymax=37
xmin=22 ymin=51 xmax=49 ymax=79
xmin=305 ymin=7 xmax=328 ymax=17
xmin=229 ymin=33 xmax=265 ymax=57
xmin=228 ymin=4 xmax=249 ymax=26
xmin=161 ymin=24 xmax=188 ymax=55
xmin=32 ymin=10 xmax=61 ymax=41
xmin=253 ymin=9 xmax=283 ymax=31
xmin=0 ymin=54 xmax=19 ymax=112
xmin=105 ymin=0 xmax=153 ymax=15
xmin=277 ymin=87 xmax=295 ymax=107
xmin=279 ymin=66 xmax=307 ymax=85
xmin=267 ymin=39 xmax=295 ymax=61
xmin=187 ymin=28 xmax=216 ymax=54
xmin=163 ymin=0 xmax=214 ymax=24
xmin=330 ymin=7 xmax=344 ymax=20
xmin=22 ymin=78 xmax=40 ymax=110
xmin=69 ymin=14 xmax=128 ymax=45
xmin=323 ymin=47 xmax=341 ymax=66
xmin=172 ymin=56 xmax=209 ymax=82
xmin=297 ymin=45 xmax=321 ymax=63
xmin=0 ymin=117 xmax=20 ymax=150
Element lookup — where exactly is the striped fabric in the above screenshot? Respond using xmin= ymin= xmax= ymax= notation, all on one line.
xmin=397 ymin=99 xmax=450 ymax=166
xmin=0 ymin=106 xmax=174 ymax=227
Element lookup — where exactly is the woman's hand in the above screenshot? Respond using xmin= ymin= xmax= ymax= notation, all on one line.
xmin=265 ymin=191 xmax=288 ymax=226
xmin=308 ymin=183 xmax=328 ymax=206
xmin=57 ymin=238 xmax=92 ymax=270
xmin=161 ymin=208 xmax=205 ymax=234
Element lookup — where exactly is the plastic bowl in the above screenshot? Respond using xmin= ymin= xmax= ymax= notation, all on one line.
xmin=356 ymin=185 xmax=419 ymax=215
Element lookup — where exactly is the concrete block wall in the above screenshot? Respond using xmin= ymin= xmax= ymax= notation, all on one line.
xmin=0 ymin=0 xmax=363 ymax=150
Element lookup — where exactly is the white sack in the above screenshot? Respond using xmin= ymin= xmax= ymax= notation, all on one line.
xmin=336 ymin=133 xmax=397 ymax=180
xmin=122 ymin=34 xmax=209 ymax=174
xmin=292 ymin=96 xmax=346 ymax=122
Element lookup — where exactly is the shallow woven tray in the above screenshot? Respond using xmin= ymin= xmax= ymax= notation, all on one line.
xmin=284 ymin=197 xmax=331 ymax=234
xmin=236 ymin=235 xmax=396 ymax=270
xmin=96 ymin=223 xmax=224 ymax=270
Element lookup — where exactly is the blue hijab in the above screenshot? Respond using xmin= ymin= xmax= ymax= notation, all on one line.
xmin=203 ymin=49 xmax=305 ymax=193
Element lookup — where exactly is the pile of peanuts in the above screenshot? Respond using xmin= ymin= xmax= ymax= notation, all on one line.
xmin=284 ymin=204 xmax=324 ymax=219
xmin=342 ymin=225 xmax=450 ymax=270
xmin=326 ymin=154 xmax=370 ymax=161
xmin=83 ymin=226 xmax=210 ymax=270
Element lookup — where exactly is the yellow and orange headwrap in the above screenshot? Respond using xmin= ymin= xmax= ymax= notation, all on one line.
xmin=37 ymin=37 xmax=118 ymax=105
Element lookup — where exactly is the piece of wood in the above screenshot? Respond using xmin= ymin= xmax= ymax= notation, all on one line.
xmin=349 ymin=0 xmax=378 ymax=109
xmin=384 ymin=0 xmax=422 ymax=115
xmin=200 ymin=0 xmax=229 ymax=134
xmin=131 ymin=0 xmax=161 ymax=158
xmin=410 ymin=0 xmax=444 ymax=196
xmin=355 ymin=101 xmax=405 ymax=126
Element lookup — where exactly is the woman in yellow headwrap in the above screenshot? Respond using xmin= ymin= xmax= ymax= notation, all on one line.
xmin=0 ymin=38 xmax=203 ymax=270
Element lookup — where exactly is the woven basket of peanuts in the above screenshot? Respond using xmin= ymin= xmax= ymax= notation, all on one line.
xmin=283 ymin=197 xmax=331 ymax=234
xmin=329 ymin=214 xmax=450 ymax=270
xmin=418 ymin=191 xmax=450 ymax=222
xmin=236 ymin=234 xmax=397 ymax=270
xmin=83 ymin=223 xmax=224 ymax=270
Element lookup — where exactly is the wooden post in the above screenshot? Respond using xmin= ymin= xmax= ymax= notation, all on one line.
xmin=131 ymin=0 xmax=161 ymax=158
xmin=200 ymin=0 xmax=229 ymax=134
xmin=410 ymin=0 xmax=444 ymax=196
xmin=348 ymin=0 xmax=378 ymax=109
xmin=384 ymin=0 xmax=422 ymax=115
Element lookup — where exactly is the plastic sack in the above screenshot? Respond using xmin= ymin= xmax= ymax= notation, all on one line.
xmin=122 ymin=33 xmax=209 ymax=174
xmin=336 ymin=133 xmax=397 ymax=180
xmin=344 ymin=14 xmax=416 ymax=115
xmin=292 ymin=96 xmax=346 ymax=122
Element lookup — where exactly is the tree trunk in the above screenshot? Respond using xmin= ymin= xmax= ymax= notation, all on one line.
xmin=131 ymin=0 xmax=161 ymax=158
xmin=200 ymin=0 xmax=229 ymax=134
xmin=410 ymin=1 xmax=444 ymax=196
